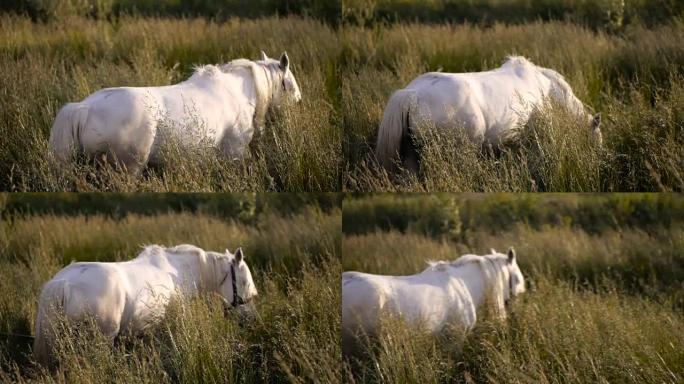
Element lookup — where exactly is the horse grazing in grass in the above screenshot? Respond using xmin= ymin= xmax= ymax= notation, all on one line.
xmin=34 ymin=244 xmax=258 ymax=366
xmin=376 ymin=56 xmax=602 ymax=172
xmin=50 ymin=51 xmax=301 ymax=173
xmin=342 ymin=248 xmax=525 ymax=351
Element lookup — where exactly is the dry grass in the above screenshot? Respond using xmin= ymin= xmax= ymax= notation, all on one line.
xmin=342 ymin=194 xmax=684 ymax=383
xmin=342 ymin=21 xmax=684 ymax=192
xmin=0 ymin=15 xmax=341 ymax=192
xmin=0 ymin=207 xmax=342 ymax=383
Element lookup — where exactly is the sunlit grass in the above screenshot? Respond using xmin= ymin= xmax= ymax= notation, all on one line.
xmin=0 ymin=15 xmax=341 ymax=192
xmin=342 ymin=21 xmax=684 ymax=192
xmin=342 ymin=194 xmax=684 ymax=383
xmin=0 ymin=207 xmax=342 ymax=382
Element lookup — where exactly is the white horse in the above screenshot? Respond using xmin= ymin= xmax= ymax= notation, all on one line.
xmin=49 ymin=51 xmax=301 ymax=172
xmin=376 ymin=56 xmax=602 ymax=171
xmin=34 ymin=244 xmax=258 ymax=366
xmin=342 ymin=248 xmax=525 ymax=348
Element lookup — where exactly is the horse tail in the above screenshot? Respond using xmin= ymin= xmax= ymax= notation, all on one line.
xmin=49 ymin=103 xmax=89 ymax=162
xmin=34 ymin=279 xmax=68 ymax=367
xmin=375 ymin=89 xmax=416 ymax=171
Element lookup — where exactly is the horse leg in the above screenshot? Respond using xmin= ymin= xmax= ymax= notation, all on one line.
xmin=400 ymin=129 xmax=421 ymax=173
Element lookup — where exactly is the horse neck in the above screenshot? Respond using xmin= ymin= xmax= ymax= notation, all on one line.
xmin=450 ymin=261 xmax=490 ymax=306
xmin=481 ymin=256 xmax=510 ymax=309
xmin=165 ymin=251 xmax=218 ymax=295
xmin=204 ymin=253 xmax=233 ymax=294
xmin=249 ymin=63 xmax=279 ymax=129
xmin=542 ymin=69 xmax=586 ymax=116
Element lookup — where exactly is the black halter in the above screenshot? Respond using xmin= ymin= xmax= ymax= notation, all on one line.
xmin=219 ymin=263 xmax=248 ymax=307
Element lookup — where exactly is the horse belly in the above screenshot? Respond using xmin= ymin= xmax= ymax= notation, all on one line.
xmin=390 ymin=284 xmax=451 ymax=333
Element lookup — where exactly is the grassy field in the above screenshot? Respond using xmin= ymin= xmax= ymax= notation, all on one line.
xmin=0 ymin=15 xmax=341 ymax=192
xmin=3 ymin=7 xmax=683 ymax=193
xmin=342 ymin=21 xmax=684 ymax=192
xmin=342 ymin=194 xmax=684 ymax=383
xmin=0 ymin=198 xmax=341 ymax=383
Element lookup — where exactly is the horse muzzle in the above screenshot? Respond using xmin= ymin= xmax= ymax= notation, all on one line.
xmin=222 ymin=298 xmax=258 ymax=319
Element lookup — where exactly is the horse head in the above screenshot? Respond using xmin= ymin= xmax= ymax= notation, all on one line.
xmin=589 ymin=113 xmax=603 ymax=146
xmin=259 ymin=50 xmax=302 ymax=104
xmin=504 ymin=247 xmax=526 ymax=304
xmin=216 ymin=247 xmax=258 ymax=316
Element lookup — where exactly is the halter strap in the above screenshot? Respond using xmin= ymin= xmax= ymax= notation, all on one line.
xmin=218 ymin=262 xmax=248 ymax=307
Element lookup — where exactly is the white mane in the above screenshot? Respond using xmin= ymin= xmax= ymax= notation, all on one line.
xmin=222 ymin=59 xmax=273 ymax=129
xmin=190 ymin=64 xmax=223 ymax=78
xmin=139 ymin=244 xmax=232 ymax=292
xmin=426 ymin=251 xmax=505 ymax=269
xmin=501 ymin=55 xmax=534 ymax=69
xmin=426 ymin=252 xmax=509 ymax=315
xmin=501 ymin=55 xmax=585 ymax=115
xmin=189 ymin=59 xmax=273 ymax=131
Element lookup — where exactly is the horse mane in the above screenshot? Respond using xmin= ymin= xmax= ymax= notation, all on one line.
xmin=188 ymin=59 xmax=272 ymax=131
xmin=220 ymin=59 xmax=272 ymax=130
xmin=427 ymin=252 xmax=504 ymax=269
xmin=190 ymin=65 xmax=223 ymax=79
xmin=427 ymin=252 xmax=508 ymax=315
xmin=501 ymin=55 xmax=585 ymax=115
xmin=501 ymin=55 xmax=569 ymax=88
xmin=141 ymin=244 xmax=232 ymax=292
xmin=501 ymin=55 xmax=533 ymax=69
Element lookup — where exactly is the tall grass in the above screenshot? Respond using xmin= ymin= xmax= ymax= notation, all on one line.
xmin=343 ymin=193 xmax=684 ymax=236
xmin=0 ymin=15 xmax=341 ymax=192
xmin=342 ymin=194 xmax=684 ymax=383
xmin=342 ymin=21 xmax=684 ymax=192
xmin=0 ymin=206 xmax=342 ymax=382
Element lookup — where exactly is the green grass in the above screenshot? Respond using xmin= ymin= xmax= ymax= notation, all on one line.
xmin=342 ymin=194 xmax=684 ymax=383
xmin=342 ymin=21 xmax=684 ymax=192
xmin=0 ymin=206 xmax=342 ymax=383
xmin=0 ymin=15 xmax=341 ymax=192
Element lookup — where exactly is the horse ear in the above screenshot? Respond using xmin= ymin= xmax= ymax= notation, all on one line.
xmin=260 ymin=50 xmax=268 ymax=61
xmin=235 ymin=247 xmax=244 ymax=263
xmin=507 ymin=247 xmax=516 ymax=264
xmin=279 ymin=52 xmax=289 ymax=71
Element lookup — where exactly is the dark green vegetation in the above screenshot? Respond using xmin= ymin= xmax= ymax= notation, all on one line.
xmin=0 ymin=15 xmax=341 ymax=192
xmin=343 ymin=0 xmax=683 ymax=29
xmin=1 ymin=0 xmax=341 ymax=24
xmin=0 ymin=194 xmax=341 ymax=383
xmin=342 ymin=194 xmax=684 ymax=383
xmin=342 ymin=21 xmax=684 ymax=191
xmin=6 ymin=0 xmax=682 ymax=29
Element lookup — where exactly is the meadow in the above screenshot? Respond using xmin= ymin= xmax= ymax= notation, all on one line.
xmin=342 ymin=194 xmax=684 ymax=383
xmin=0 ymin=195 xmax=342 ymax=383
xmin=0 ymin=15 xmax=342 ymax=192
xmin=342 ymin=20 xmax=684 ymax=191
xmin=3 ymin=2 xmax=683 ymax=193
